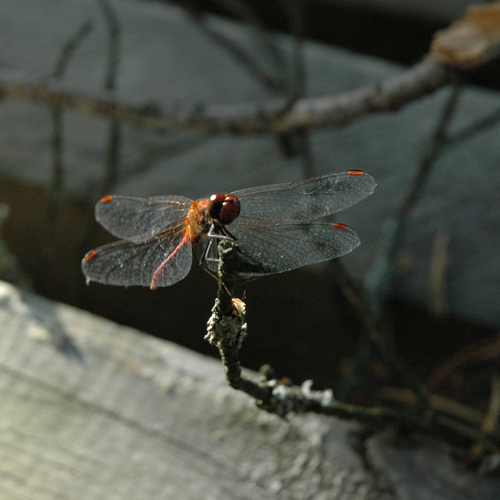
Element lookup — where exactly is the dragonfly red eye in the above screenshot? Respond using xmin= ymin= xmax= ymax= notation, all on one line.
xmin=209 ymin=193 xmax=241 ymax=225
xmin=208 ymin=193 xmax=225 ymax=219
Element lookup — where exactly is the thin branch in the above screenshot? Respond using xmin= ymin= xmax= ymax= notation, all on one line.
xmin=78 ymin=1 xmax=122 ymax=303
xmin=184 ymin=5 xmax=286 ymax=93
xmin=208 ymin=237 xmax=500 ymax=449
xmin=209 ymin=0 xmax=287 ymax=79
xmin=0 ymin=59 xmax=456 ymax=135
xmin=53 ymin=21 xmax=94 ymax=79
xmin=395 ymin=84 xmax=463 ymax=225
xmin=359 ymin=84 xmax=464 ymax=405
xmin=97 ymin=0 xmax=121 ymax=194
xmin=429 ymin=229 xmax=451 ymax=316
xmin=364 ymin=84 xmax=463 ymax=302
xmin=35 ymin=21 xmax=93 ymax=290
xmin=205 ymin=238 xmax=265 ymax=399
xmin=285 ymin=0 xmax=316 ymax=177
xmin=425 ymin=333 xmax=500 ymax=392
xmin=366 ymin=83 xmax=462 ymax=315
xmin=51 ymin=20 xmax=93 ymax=206
xmin=97 ymin=0 xmax=120 ymax=92
xmin=445 ymin=106 xmax=500 ymax=147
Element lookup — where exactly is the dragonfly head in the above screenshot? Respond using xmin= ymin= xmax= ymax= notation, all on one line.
xmin=208 ymin=193 xmax=241 ymax=226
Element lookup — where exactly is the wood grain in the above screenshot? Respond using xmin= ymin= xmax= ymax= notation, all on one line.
xmin=0 ymin=281 xmax=381 ymax=500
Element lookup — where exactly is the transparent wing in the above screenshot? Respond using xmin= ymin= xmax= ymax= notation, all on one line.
xmin=82 ymin=226 xmax=192 ymax=287
xmin=233 ymin=171 xmax=375 ymax=221
xmin=95 ymin=195 xmax=193 ymax=239
xmin=201 ymin=218 xmax=360 ymax=277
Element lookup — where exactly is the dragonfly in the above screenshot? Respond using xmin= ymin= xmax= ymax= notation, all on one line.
xmin=82 ymin=170 xmax=376 ymax=289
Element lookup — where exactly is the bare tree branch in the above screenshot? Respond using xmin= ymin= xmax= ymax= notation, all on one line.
xmin=0 ymin=59 xmax=456 ymax=135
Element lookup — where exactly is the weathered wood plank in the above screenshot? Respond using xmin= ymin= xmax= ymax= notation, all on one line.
xmin=0 ymin=282 xmax=384 ymax=500
xmin=2 ymin=281 xmax=500 ymax=499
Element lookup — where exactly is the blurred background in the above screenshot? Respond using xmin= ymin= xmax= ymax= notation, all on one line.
xmin=1 ymin=0 xmax=499 ymax=397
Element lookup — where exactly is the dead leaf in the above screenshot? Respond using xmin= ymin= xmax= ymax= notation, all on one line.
xmin=429 ymin=2 xmax=500 ymax=68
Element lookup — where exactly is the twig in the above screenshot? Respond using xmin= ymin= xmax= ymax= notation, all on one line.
xmin=0 ymin=59 xmax=456 ymax=135
xmin=184 ymin=5 xmax=285 ymax=92
xmin=98 ymin=0 xmax=120 ymax=92
xmin=285 ymin=0 xmax=315 ymax=177
xmin=184 ymin=0 xmax=315 ymax=167
xmin=207 ymin=237 xmax=500 ymax=448
xmin=98 ymin=0 xmax=121 ymax=193
xmin=358 ymin=84 xmax=464 ymax=405
xmin=445 ymin=106 xmax=500 ymax=147
xmin=209 ymin=0 xmax=287 ymax=81
xmin=395 ymin=84 xmax=463 ymax=224
xmin=363 ymin=84 xmax=463 ymax=306
xmin=429 ymin=229 xmax=451 ymax=316
xmin=378 ymin=386 xmax=485 ymax=427
xmin=53 ymin=22 xmax=94 ymax=79
xmin=35 ymin=21 xmax=93 ymax=290
xmin=50 ymin=20 xmax=94 ymax=212
xmin=78 ymin=1 xmax=122 ymax=302
xmin=371 ymin=85 xmax=463 ymax=314
xmin=205 ymin=238 xmax=265 ymax=399
xmin=425 ymin=333 xmax=500 ymax=392
xmin=483 ymin=374 xmax=500 ymax=436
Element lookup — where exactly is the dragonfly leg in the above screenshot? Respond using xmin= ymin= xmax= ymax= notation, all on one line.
xmin=202 ymin=224 xmax=237 ymax=264
xmin=207 ymin=224 xmax=235 ymax=240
